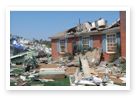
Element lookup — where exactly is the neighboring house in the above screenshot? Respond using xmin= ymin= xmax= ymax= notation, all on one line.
xmin=49 ymin=11 xmax=126 ymax=61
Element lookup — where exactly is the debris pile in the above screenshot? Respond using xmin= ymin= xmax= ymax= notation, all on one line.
xmin=68 ymin=57 xmax=126 ymax=86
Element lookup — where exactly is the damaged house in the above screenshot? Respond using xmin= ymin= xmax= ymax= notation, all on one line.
xmin=49 ymin=11 xmax=126 ymax=61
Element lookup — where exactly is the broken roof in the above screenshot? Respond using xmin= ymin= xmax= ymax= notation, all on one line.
xmin=49 ymin=19 xmax=120 ymax=39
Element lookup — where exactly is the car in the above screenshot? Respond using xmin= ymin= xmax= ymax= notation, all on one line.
xmin=36 ymin=51 xmax=46 ymax=58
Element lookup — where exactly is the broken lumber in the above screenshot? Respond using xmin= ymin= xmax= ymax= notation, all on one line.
xmin=81 ymin=59 xmax=92 ymax=79
xmin=114 ymin=57 xmax=124 ymax=66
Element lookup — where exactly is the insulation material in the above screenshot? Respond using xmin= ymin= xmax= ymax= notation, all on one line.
xmin=84 ymin=24 xmax=87 ymax=29
xmin=85 ymin=22 xmax=92 ymax=29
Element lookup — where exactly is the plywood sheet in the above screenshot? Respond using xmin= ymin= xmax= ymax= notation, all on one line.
xmin=81 ymin=59 xmax=91 ymax=79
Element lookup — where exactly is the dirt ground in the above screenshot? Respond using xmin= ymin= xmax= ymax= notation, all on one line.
xmin=96 ymin=74 xmax=124 ymax=84
xmin=16 ymin=63 xmax=125 ymax=85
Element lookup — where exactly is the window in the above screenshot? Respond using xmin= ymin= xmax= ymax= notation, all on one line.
xmin=106 ymin=34 xmax=116 ymax=53
xmin=59 ymin=39 xmax=65 ymax=52
xmin=82 ymin=36 xmax=89 ymax=48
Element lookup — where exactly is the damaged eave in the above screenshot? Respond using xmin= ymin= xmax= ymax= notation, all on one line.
xmin=77 ymin=27 xmax=120 ymax=36
xmin=49 ymin=27 xmax=120 ymax=39
xmin=48 ymin=35 xmax=75 ymax=39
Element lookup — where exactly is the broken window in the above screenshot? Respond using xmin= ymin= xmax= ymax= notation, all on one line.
xmin=82 ymin=37 xmax=89 ymax=48
xmin=59 ymin=39 xmax=65 ymax=52
xmin=106 ymin=34 xmax=116 ymax=52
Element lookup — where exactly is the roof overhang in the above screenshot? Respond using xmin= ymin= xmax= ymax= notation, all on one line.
xmin=77 ymin=27 xmax=120 ymax=36
xmin=49 ymin=27 xmax=120 ymax=39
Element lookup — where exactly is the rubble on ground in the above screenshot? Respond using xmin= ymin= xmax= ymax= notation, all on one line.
xmin=10 ymin=45 xmax=126 ymax=86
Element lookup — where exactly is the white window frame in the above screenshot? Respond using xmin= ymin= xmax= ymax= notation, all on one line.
xmin=106 ymin=33 xmax=117 ymax=53
xmin=81 ymin=36 xmax=90 ymax=48
xmin=59 ymin=39 xmax=66 ymax=54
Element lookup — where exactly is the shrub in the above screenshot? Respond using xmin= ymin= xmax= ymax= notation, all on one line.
xmin=78 ymin=46 xmax=82 ymax=52
xmin=72 ymin=41 xmax=78 ymax=55
xmin=81 ymin=47 xmax=85 ymax=55
xmin=63 ymin=52 xmax=74 ymax=60
xmin=63 ymin=53 xmax=68 ymax=57
xmin=87 ymin=47 xmax=94 ymax=52
xmin=121 ymin=58 xmax=126 ymax=64
xmin=120 ymin=64 xmax=126 ymax=71
xmin=72 ymin=41 xmax=95 ymax=56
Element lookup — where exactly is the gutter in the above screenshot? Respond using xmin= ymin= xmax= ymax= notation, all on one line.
xmin=48 ymin=35 xmax=75 ymax=39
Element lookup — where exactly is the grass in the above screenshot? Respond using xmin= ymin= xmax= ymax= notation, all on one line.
xmin=11 ymin=69 xmax=126 ymax=86
xmin=114 ymin=82 xmax=126 ymax=86
xmin=120 ymin=64 xmax=126 ymax=71
xmin=26 ymin=76 xmax=70 ymax=86
xmin=10 ymin=69 xmax=23 ymax=73
xmin=10 ymin=82 xmax=16 ymax=86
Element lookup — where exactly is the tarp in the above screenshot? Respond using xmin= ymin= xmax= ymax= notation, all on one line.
xmin=14 ymin=44 xmax=24 ymax=49
xmin=11 ymin=37 xmax=24 ymax=49
xmin=11 ymin=37 xmax=18 ymax=43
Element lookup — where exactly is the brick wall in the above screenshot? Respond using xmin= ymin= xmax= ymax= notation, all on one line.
xmin=102 ymin=53 xmax=121 ymax=62
xmin=51 ymin=37 xmax=79 ymax=61
xmin=92 ymin=34 xmax=121 ymax=62
xmin=120 ymin=11 xmax=126 ymax=57
xmin=92 ymin=34 xmax=111 ymax=62
xmin=67 ymin=37 xmax=79 ymax=53
xmin=92 ymin=35 xmax=103 ymax=47
xmin=51 ymin=39 xmax=63 ymax=60
xmin=51 ymin=33 xmax=121 ymax=62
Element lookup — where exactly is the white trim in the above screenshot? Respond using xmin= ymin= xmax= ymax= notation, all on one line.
xmin=106 ymin=33 xmax=117 ymax=53
xmin=59 ymin=39 xmax=66 ymax=53
xmin=59 ymin=52 xmax=66 ymax=54
xmin=81 ymin=36 xmax=90 ymax=48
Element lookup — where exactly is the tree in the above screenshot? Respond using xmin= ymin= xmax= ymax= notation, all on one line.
xmin=40 ymin=39 xmax=43 ymax=44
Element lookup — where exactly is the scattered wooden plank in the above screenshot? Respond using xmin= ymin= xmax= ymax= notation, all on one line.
xmin=81 ymin=59 xmax=92 ymax=79
xmin=114 ymin=57 xmax=124 ymax=66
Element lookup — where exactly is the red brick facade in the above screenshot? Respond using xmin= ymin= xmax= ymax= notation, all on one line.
xmin=67 ymin=37 xmax=79 ymax=53
xmin=51 ymin=12 xmax=126 ymax=61
xmin=51 ymin=37 xmax=79 ymax=60
xmin=52 ymin=35 xmax=116 ymax=62
xmin=51 ymin=39 xmax=63 ymax=60
xmin=92 ymin=34 xmax=103 ymax=48
xmin=120 ymin=11 xmax=126 ymax=57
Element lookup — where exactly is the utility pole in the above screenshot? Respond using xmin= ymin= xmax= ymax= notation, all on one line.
xmin=79 ymin=18 xmax=80 ymax=24
xmin=79 ymin=18 xmax=81 ymax=31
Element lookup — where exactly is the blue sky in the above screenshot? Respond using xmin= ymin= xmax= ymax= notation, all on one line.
xmin=10 ymin=11 xmax=120 ymax=41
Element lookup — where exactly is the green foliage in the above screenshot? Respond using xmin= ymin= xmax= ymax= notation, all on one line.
xmin=39 ymin=39 xmax=43 ymax=43
xmin=87 ymin=47 xmax=94 ymax=52
xmin=10 ymin=69 xmax=23 ymax=73
xmin=26 ymin=76 xmax=70 ymax=86
xmin=42 ymin=40 xmax=51 ymax=48
xmin=63 ymin=52 xmax=74 ymax=60
xmin=63 ymin=53 xmax=68 ymax=57
xmin=121 ymin=58 xmax=126 ymax=64
xmin=72 ymin=41 xmax=78 ymax=55
xmin=114 ymin=82 xmax=126 ymax=86
xmin=46 ymin=45 xmax=51 ymax=48
xmin=72 ymin=41 xmax=95 ymax=56
xmin=81 ymin=47 xmax=85 ymax=55
xmin=32 ymin=38 xmax=51 ymax=48
xmin=78 ymin=46 xmax=82 ymax=52
xmin=10 ymin=82 xmax=16 ymax=86
xmin=120 ymin=64 xmax=126 ymax=71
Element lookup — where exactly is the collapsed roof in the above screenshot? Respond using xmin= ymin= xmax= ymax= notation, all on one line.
xmin=49 ymin=18 xmax=120 ymax=39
